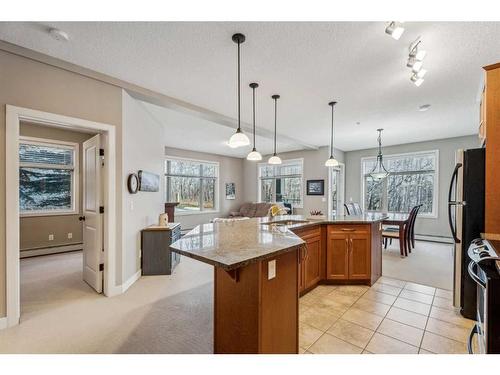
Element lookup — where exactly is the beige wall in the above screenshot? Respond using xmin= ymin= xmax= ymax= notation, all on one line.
xmin=243 ymin=146 xmax=345 ymax=216
xmin=122 ymin=91 xmax=166 ymax=281
xmin=344 ymin=135 xmax=479 ymax=238
xmin=0 ymin=50 xmax=123 ymax=317
xmin=19 ymin=122 xmax=95 ymax=252
xmin=164 ymin=147 xmax=246 ymax=230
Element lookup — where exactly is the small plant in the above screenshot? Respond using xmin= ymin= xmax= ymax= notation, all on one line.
xmin=310 ymin=210 xmax=323 ymax=216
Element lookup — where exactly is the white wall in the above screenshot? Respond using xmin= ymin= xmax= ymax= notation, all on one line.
xmin=122 ymin=91 xmax=165 ymax=282
xmin=243 ymin=146 xmax=345 ymax=216
xmin=165 ymin=147 xmax=245 ymax=230
xmin=344 ymin=135 xmax=479 ymax=238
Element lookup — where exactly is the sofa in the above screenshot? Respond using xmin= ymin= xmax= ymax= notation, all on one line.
xmin=229 ymin=202 xmax=290 ymax=218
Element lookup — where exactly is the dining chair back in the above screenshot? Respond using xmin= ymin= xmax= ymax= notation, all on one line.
xmin=407 ymin=204 xmax=422 ymax=250
xmin=352 ymin=203 xmax=363 ymax=215
xmin=344 ymin=203 xmax=353 ymax=215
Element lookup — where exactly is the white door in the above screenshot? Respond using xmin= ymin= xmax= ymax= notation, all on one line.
xmin=82 ymin=134 xmax=103 ymax=293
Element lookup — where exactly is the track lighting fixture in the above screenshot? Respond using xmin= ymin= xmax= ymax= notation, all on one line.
xmin=407 ymin=38 xmax=427 ymax=87
xmin=385 ymin=21 xmax=405 ymax=40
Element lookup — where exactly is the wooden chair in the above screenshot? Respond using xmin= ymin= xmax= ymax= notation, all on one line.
xmin=382 ymin=205 xmax=420 ymax=256
xmin=407 ymin=204 xmax=422 ymax=250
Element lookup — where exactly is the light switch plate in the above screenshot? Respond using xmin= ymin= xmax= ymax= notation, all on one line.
xmin=67 ymin=232 xmax=73 ymax=239
xmin=268 ymin=260 xmax=276 ymax=280
xmin=48 ymin=234 xmax=54 ymax=241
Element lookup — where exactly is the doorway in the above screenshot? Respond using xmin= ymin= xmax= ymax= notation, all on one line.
xmin=328 ymin=163 xmax=345 ymax=216
xmin=5 ymin=105 xmax=118 ymax=328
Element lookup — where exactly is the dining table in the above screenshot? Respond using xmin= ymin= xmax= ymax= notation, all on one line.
xmin=379 ymin=212 xmax=411 ymax=257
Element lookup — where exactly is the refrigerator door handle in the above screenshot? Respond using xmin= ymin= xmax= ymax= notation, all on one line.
xmin=448 ymin=163 xmax=462 ymax=244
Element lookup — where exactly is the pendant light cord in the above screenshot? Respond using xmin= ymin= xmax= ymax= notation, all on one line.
xmin=274 ymin=97 xmax=277 ymax=155
xmin=330 ymin=104 xmax=334 ymax=157
xmin=237 ymin=40 xmax=241 ymax=132
xmin=252 ymin=85 xmax=256 ymax=147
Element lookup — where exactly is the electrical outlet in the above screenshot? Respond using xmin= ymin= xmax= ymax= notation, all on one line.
xmin=48 ymin=234 xmax=54 ymax=241
xmin=67 ymin=232 xmax=73 ymax=239
xmin=268 ymin=260 xmax=276 ymax=280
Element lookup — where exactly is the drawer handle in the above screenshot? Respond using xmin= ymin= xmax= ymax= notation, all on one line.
xmin=341 ymin=228 xmax=356 ymax=232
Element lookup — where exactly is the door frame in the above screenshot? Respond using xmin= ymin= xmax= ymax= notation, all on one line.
xmin=5 ymin=105 xmax=118 ymax=328
xmin=327 ymin=162 xmax=345 ymax=216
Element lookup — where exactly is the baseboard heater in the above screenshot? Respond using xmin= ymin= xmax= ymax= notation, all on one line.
xmin=414 ymin=234 xmax=454 ymax=244
xmin=20 ymin=243 xmax=83 ymax=258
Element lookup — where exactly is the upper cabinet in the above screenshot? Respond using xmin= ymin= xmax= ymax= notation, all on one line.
xmin=484 ymin=63 xmax=500 ymax=236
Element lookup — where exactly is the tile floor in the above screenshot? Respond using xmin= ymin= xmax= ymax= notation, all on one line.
xmin=299 ymin=276 xmax=476 ymax=354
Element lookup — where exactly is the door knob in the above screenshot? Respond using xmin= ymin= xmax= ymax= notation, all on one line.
xmin=79 ymin=216 xmax=86 ymax=221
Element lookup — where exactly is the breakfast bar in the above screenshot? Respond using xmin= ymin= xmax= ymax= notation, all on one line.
xmin=170 ymin=213 xmax=387 ymax=354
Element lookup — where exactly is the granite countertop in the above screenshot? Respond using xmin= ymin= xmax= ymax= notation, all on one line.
xmin=169 ymin=213 xmax=387 ymax=270
xmin=170 ymin=219 xmax=305 ymax=270
xmin=258 ymin=213 xmax=389 ymax=230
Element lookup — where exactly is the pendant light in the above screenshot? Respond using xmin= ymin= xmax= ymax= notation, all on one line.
xmin=268 ymin=94 xmax=282 ymax=165
xmin=369 ymin=128 xmax=390 ymax=180
xmin=227 ymin=33 xmax=250 ymax=148
xmin=246 ymin=83 xmax=262 ymax=161
xmin=325 ymin=101 xmax=339 ymax=167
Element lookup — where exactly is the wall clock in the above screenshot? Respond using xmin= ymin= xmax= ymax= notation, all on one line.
xmin=127 ymin=173 xmax=139 ymax=194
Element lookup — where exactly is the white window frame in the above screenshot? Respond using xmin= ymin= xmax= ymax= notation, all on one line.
xmin=257 ymin=158 xmax=304 ymax=209
xmin=328 ymin=163 xmax=345 ymax=216
xmin=360 ymin=149 xmax=439 ymax=219
xmin=165 ymin=155 xmax=220 ymax=216
xmin=19 ymin=136 xmax=79 ymax=217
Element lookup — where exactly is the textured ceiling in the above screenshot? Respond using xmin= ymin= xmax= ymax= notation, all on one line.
xmin=1 ymin=22 xmax=499 ymax=153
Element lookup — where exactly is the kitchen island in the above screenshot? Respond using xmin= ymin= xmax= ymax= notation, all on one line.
xmin=170 ymin=213 xmax=386 ymax=354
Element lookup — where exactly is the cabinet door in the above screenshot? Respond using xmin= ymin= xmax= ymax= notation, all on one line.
xmin=326 ymin=232 xmax=349 ymax=280
xmin=304 ymin=235 xmax=321 ymax=289
xmin=348 ymin=233 xmax=371 ymax=280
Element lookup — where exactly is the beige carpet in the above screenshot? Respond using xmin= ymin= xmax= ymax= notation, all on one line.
xmin=382 ymin=240 xmax=454 ymax=290
xmin=0 ymin=251 xmax=214 ymax=353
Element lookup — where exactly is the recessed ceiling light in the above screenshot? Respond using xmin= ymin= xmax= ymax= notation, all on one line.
xmin=48 ymin=28 xmax=70 ymax=42
xmin=418 ymin=104 xmax=431 ymax=112
xmin=356 ymin=122 xmax=361 ymax=125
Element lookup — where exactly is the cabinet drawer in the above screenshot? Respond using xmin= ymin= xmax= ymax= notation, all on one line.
xmin=293 ymin=225 xmax=321 ymax=239
xmin=328 ymin=224 xmax=369 ymax=234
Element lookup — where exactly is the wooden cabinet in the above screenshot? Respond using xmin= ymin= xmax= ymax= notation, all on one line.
xmin=326 ymin=232 xmax=349 ymax=280
xmin=326 ymin=225 xmax=371 ymax=282
xmin=294 ymin=225 xmax=322 ymax=293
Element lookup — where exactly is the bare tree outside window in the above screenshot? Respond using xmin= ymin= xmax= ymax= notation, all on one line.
xmin=258 ymin=159 xmax=303 ymax=208
xmin=165 ymin=158 xmax=218 ymax=213
xmin=362 ymin=151 xmax=437 ymax=215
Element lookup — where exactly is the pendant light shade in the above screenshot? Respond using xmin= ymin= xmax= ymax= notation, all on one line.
xmin=268 ymin=94 xmax=282 ymax=165
xmin=325 ymin=101 xmax=339 ymax=167
xmin=246 ymin=82 xmax=262 ymax=161
xmin=227 ymin=33 xmax=250 ymax=148
xmin=369 ymin=129 xmax=390 ymax=180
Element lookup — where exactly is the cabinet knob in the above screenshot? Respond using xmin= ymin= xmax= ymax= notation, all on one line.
xmin=79 ymin=216 xmax=86 ymax=221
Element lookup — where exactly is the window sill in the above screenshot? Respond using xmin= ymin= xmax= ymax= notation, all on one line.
xmin=20 ymin=210 xmax=78 ymax=218
xmin=175 ymin=210 xmax=220 ymax=217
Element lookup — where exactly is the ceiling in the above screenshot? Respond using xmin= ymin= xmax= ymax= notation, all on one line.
xmin=1 ymin=22 xmax=499 ymax=154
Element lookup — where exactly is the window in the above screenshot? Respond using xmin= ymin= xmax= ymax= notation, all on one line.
xmin=19 ymin=137 xmax=78 ymax=216
xmin=258 ymin=159 xmax=303 ymax=208
xmin=165 ymin=157 xmax=219 ymax=214
xmin=362 ymin=150 xmax=438 ymax=217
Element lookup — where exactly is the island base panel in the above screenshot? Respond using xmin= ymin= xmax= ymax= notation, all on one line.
xmin=214 ymin=249 xmax=299 ymax=354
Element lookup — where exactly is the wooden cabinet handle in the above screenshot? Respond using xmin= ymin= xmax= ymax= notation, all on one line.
xmin=345 ymin=238 xmax=349 ymax=251
xmin=349 ymin=238 xmax=353 ymax=251
xmin=341 ymin=228 xmax=355 ymax=232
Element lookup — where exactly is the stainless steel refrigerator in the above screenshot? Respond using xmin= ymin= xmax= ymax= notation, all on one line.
xmin=448 ymin=148 xmax=485 ymax=320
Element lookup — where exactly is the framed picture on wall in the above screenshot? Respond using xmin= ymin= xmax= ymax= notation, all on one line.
xmin=306 ymin=179 xmax=324 ymax=196
xmin=138 ymin=170 xmax=160 ymax=192
xmin=225 ymin=182 xmax=236 ymax=200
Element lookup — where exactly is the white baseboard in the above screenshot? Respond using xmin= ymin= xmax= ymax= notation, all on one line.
xmin=0 ymin=317 xmax=7 ymax=330
xmin=121 ymin=269 xmax=142 ymax=293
